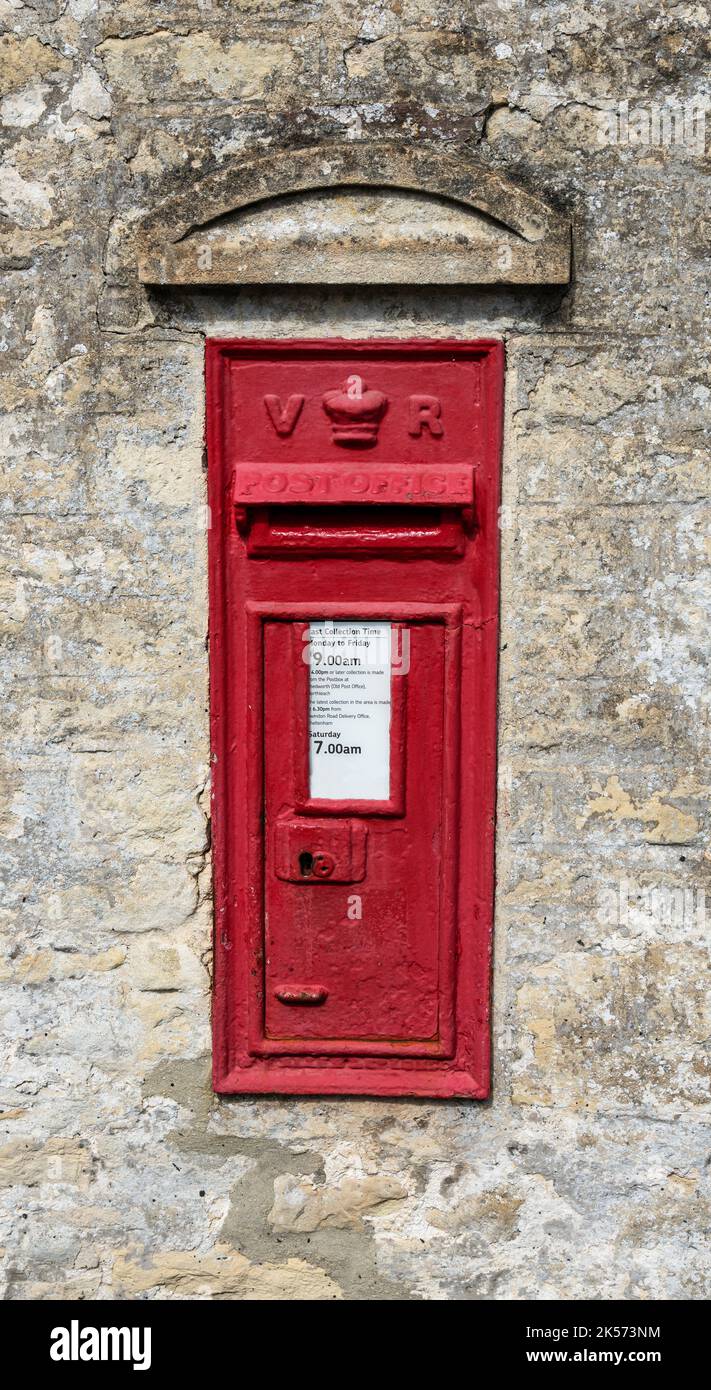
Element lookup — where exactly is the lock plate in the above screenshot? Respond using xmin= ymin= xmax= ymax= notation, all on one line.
xmin=274 ymin=817 xmax=367 ymax=883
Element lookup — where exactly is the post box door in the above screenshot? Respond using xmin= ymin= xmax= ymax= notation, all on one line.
xmin=263 ymin=618 xmax=452 ymax=1053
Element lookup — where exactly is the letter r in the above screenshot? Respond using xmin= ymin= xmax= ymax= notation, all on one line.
xmin=408 ymin=395 xmax=444 ymax=437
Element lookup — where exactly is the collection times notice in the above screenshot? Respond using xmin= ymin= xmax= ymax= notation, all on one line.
xmin=308 ymin=622 xmax=392 ymax=801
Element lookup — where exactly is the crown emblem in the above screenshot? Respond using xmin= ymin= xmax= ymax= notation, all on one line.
xmin=322 ymin=375 xmax=388 ymax=447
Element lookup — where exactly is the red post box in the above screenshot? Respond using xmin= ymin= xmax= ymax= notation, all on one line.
xmin=207 ymin=339 xmax=503 ymax=1097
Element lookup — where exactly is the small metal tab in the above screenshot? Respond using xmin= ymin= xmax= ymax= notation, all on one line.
xmin=311 ymin=852 xmax=335 ymax=878
xmin=274 ymin=986 xmax=329 ymax=1006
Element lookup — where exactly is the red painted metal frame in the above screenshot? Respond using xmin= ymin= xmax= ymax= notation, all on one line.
xmin=207 ymin=338 xmax=503 ymax=1098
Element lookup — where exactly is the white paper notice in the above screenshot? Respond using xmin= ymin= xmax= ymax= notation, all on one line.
xmin=308 ymin=622 xmax=391 ymax=801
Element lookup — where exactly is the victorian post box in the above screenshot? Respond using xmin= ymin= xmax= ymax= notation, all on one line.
xmin=207 ymin=339 xmax=503 ymax=1097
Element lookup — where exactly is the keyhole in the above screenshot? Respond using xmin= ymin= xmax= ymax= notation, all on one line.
xmin=299 ymin=851 xmax=314 ymax=877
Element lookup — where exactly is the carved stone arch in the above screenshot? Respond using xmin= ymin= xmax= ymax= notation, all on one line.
xmin=136 ymin=140 xmax=571 ymax=286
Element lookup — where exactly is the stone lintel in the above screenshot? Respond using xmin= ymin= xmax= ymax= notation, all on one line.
xmin=136 ymin=141 xmax=572 ymax=288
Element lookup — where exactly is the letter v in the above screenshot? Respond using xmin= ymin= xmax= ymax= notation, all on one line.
xmin=263 ymin=394 xmax=304 ymax=437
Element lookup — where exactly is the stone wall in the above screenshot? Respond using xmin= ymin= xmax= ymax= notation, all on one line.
xmin=1 ymin=1 xmax=708 ymax=1299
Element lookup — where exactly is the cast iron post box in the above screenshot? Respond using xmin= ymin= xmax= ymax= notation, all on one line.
xmin=207 ymin=339 xmax=503 ymax=1097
